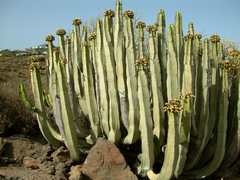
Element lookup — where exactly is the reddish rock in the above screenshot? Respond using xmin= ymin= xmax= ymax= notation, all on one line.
xmin=2 ymin=134 xmax=45 ymax=163
xmin=81 ymin=138 xmax=138 ymax=180
xmin=69 ymin=165 xmax=83 ymax=180
xmin=23 ymin=156 xmax=41 ymax=169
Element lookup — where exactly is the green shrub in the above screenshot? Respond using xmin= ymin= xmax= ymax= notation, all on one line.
xmin=38 ymin=57 xmax=45 ymax=61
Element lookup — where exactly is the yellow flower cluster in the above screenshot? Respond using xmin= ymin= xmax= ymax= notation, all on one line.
xmin=146 ymin=25 xmax=158 ymax=33
xmin=82 ymin=41 xmax=88 ymax=47
xmin=45 ymin=35 xmax=55 ymax=41
xmin=64 ymin=36 xmax=71 ymax=44
xmin=182 ymin=32 xmax=202 ymax=41
xmin=219 ymin=60 xmax=231 ymax=69
xmin=28 ymin=56 xmax=38 ymax=65
xmin=123 ymin=10 xmax=134 ymax=19
xmin=164 ymin=99 xmax=183 ymax=113
xmin=210 ymin=34 xmax=220 ymax=43
xmin=88 ymin=33 xmax=97 ymax=41
xmin=179 ymin=91 xmax=195 ymax=103
xmin=30 ymin=62 xmax=42 ymax=71
xmin=197 ymin=47 xmax=203 ymax=56
xmin=136 ymin=21 xmax=146 ymax=29
xmin=72 ymin=18 xmax=82 ymax=26
xmin=135 ymin=58 xmax=149 ymax=70
xmin=104 ymin=9 xmax=115 ymax=17
xmin=28 ymin=56 xmax=42 ymax=72
xmin=56 ymin=28 xmax=66 ymax=36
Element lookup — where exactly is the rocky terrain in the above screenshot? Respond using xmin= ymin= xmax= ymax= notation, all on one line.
xmin=0 ymin=135 xmax=140 ymax=180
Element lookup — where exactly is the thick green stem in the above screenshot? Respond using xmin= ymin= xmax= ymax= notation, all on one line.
xmin=157 ymin=9 xmax=167 ymax=103
xmin=56 ymin=60 xmax=81 ymax=162
xmin=148 ymin=107 xmax=180 ymax=180
xmin=167 ymin=24 xmax=180 ymax=100
xmin=103 ymin=15 xmax=121 ymax=145
xmin=174 ymin=36 xmax=194 ymax=178
xmin=175 ymin=12 xmax=184 ymax=91
xmin=114 ymin=1 xmax=129 ymax=131
xmin=186 ymin=66 xmax=228 ymax=179
xmin=30 ymin=65 xmax=63 ymax=148
xmin=96 ymin=20 xmax=110 ymax=137
xmin=149 ymin=33 xmax=165 ymax=147
xmin=184 ymin=38 xmax=210 ymax=171
xmin=82 ymin=27 xmax=101 ymax=143
xmin=122 ymin=17 xmax=140 ymax=145
xmin=138 ymin=70 xmax=155 ymax=176
xmin=204 ymin=40 xmax=220 ymax=145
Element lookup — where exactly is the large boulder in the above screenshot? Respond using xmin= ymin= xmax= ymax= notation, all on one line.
xmin=81 ymin=138 xmax=138 ymax=180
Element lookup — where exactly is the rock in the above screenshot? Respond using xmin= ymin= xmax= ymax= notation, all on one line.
xmin=51 ymin=146 xmax=70 ymax=163
xmin=2 ymin=134 xmax=45 ymax=163
xmin=39 ymin=160 xmax=56 ymax=175
xmin=81 ymin=138 xmax=138 ymax=180
xmin=23 ymin=156 xmax=41 ymax=169
xmin=69 ymin=165 xmax=83 ymax=180
xmin=55 ymin=162 xmax=70 ymax=179
xmin=31 ymin=143 xmax=54 ymax=160
xmin=0 ymin=165 xmax=57 ymax=180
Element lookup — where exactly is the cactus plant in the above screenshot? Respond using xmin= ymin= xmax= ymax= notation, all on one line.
xmin=19 ymin=1 xmax=239 ymax=179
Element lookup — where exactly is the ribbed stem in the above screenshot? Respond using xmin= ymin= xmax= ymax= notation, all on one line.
xmin=167 ymin=24 xmax=180 ymax=100
xmin=31 ymin=65 xmax=63 ymax=148
xmin=114 ymin=1 xmax=129 ymax=131
xmin=138 ymin=70 xmax=155 ymax=175
xmin=82 ymin=27 xmax=101 ymax=143
xmin=121 ymin=17 xmax=140 ymax=145
xmin=96 ymin=20 xmax=110 ymax=137
xmin=103 ymin=15 xmax=121 ymax=145
xmin=186 ymin=66 xmax=228 ymax=179
xmin=148 ymin=108 xmax=180 ymax=180
xmin=175 ymin=12 xmax=184 ymax=91
xmin=57 ymin=60 xmax=81 ymax=162
xmin=184 ymin=38 xmax=210 ymax=171
xmin=149 ymin=33 xmax=165 ymax=147
xmin=157 ymin=9 xmax=167 ymax=103
xmin=174 ymin=36 xmax=194 ymax=178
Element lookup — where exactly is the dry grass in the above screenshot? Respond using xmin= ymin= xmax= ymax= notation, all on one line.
xmin=0 ymin=54 xmax=47 ymax=137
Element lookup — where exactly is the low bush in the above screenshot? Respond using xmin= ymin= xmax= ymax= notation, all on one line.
xmin=38 ymin=57 xmax=46 ymax=62
xmin=0 ymin=79 xmax=40 ymax=136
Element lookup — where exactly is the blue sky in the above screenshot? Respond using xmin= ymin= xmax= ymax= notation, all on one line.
xmin=1 ymin=0 xmax=239 ymax=50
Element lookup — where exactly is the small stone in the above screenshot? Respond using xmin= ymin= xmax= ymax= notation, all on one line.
xmin=55 ymin=162 xmax=69 ymax=179
xmin=23 ymin=156 xmax=41 ymax=169
xmin=69 ymin=165 xmax=83 ymax=180
xmin=39 ymin=161 xmax=56 ymax=175
xmin=51 ymin=146 xmax=70 ymax=163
